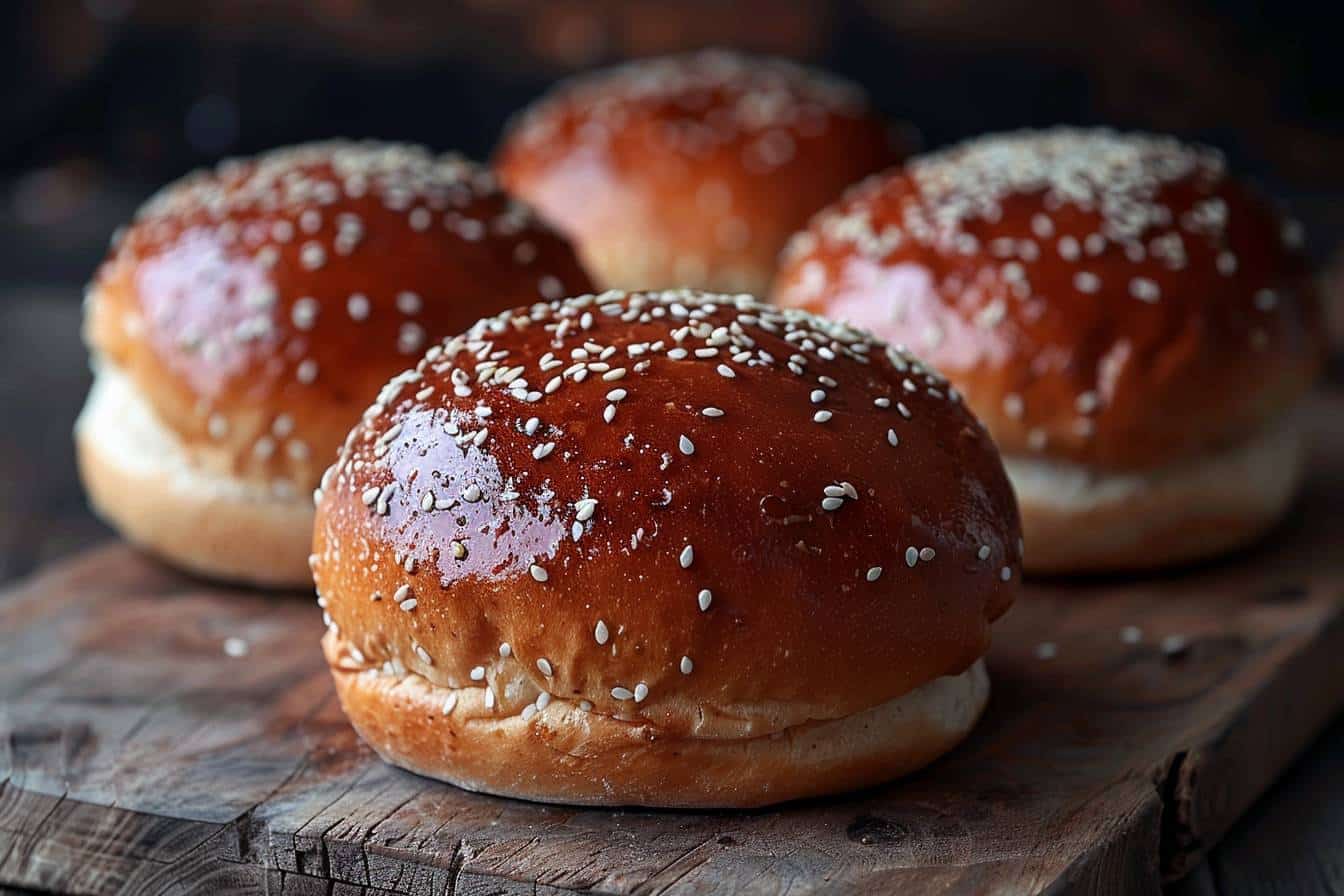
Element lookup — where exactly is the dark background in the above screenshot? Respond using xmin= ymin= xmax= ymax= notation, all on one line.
xmin=1 ymin=3 xmax=1342 ymax=893
xmin=3 ymin=0 xmax=1344 ymax=287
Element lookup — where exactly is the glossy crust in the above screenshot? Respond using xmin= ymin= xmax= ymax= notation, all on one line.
xmin=496 ymin=51 xmax=904 ymax=296
xmin=312 ymin=289 xmax=1021 ymax=806
xmin=773 ymin=128 xmax=1323 ymax=473
xmin=79 ymin=140 xmax=593 ymax=585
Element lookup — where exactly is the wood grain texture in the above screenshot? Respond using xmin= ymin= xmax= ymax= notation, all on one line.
xmin=0 ymin=293 xmax=1342 ymax=894
xmin=2 ymin=410 xmax=1342 ymax=896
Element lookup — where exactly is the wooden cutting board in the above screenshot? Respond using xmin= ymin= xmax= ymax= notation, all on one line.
xmin=2 ymin=405 xmax=1342 ymax=895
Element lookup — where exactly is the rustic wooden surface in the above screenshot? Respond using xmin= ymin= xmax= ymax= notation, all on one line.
xmin=2 ymin=295 xmax=1343 ymax=895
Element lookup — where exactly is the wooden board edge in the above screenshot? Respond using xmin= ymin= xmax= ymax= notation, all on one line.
xmin=0 ymin=785 xmax=590 ymax=896
xmin=1160 ymin=605 xmax=1344 ymax=879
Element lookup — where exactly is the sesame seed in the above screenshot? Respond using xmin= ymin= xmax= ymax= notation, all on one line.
xmin=905 ymin=547 xmax=919 ymax=567
xmin=611 ymin=686 xmax=634 ymax=701
xmin=603 ymin=404 xmax=617 ymax=423
xmin=886 ymin=429 xmax=899 ymax=447
xmin=1129 ymin=277 xmax=1161 ymax=303
xmin=821 ymin=497 xmax=844 ymax=511
xmin=223 ymin=637 xmax=249 ymax=658
xmin=978 ymin=545 xmax=992 ymax=560
xmin=866 ymin=567 xmax=883 ymax=581
xmin=810 ymin=389 xmax=826 ymax=403
xmin=717 ymin=364 xmax=736 ymax=378
xmin=1121 ymin=625 xmax=1143 ymax=644
xmin=1036 ymin=642 xmax=1058 ymax=660
xmin=420 ymin=491 xmax=435 ymax=512
xmin=529 ymin=564 xmax=549 ymax=582
xmin=485 ymin=688 xmax=496 ymax=710
xmin=874 ymin=397 xmax=891 ymax=408
xmin=897 ymin=402 xmax=912 ymax=419
xmin=536 ymin=657 xmax=554 ymax=676
xmin=413 ymin=643 xmax=433 ymax=665
xmin=396 ymin=291 xmax=422 ymax=314
xmin=702 ymin=406 xmax=724 ymax=417
xmin=347 ymin=293 xmax=370 ymax=320
xmin=602 ymin=368 xmax=627 ymax=381
xmin=680 ymin=656 xmax=694 ymax=675
xmin=919 ymin=547 xmax=935 ymax=562
xmin=697 ymin=589 xmax=713 ymax=611
xmin=678 ymin=435 xmax=695 ymax=455
xmin=470 ymin=666 xmax=486 ymax=681
xmin=463 ymin=484 xmax=482 ymax=502
xmin=1074 ymin=272 xmax=1101 ymax=293
xmin=595 ymin=620 xmax=609 ymax=645
xmin=399 ymin=597 xmax=418 ymax=612
xmin=813 ymin=410 xmax=833 ymax=423
xmin=291 ymin=297 xmax=318 ymax=329
xmin=533 ymin=442 xmax=555 ymax=460
xmin=606 ymin=388 xmax=627 ymax=401
xmin=1162 ymin=634 xmax=1191 ymax=658
xmin=521 ymin=704 xmax=537 ymax=721
xmin=536 ymin=692 xmax=551 ymax=710
xmin=442 ymin=693 xmax=457 ymax=714
xmin=575 ymin=498 xmax=598 ymax=521
xmin=361 ymin=486 xmax=381 ymax=505
xmin=1001 ymin=566 xmax=1012 ymax=581
xmin=633 ymin=683 xmax=649 ymax=703
xmin=680 ymin=545 xmax=695 ymax=568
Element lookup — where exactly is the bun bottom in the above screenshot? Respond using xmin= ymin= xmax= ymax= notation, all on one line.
xmin=323 ymin=629 xmax=989 ymax=808
xmin=75 ymin=368 xmax=314 ymax=588
xmin=1009 ymin=412 xmax=1305 ymax=574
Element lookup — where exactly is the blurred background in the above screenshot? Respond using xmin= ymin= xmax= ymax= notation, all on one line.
xmin=3 ymin=0 xmax=1344 ymax=285
xmin=0 ymin=0 xmax=1342 ymax=575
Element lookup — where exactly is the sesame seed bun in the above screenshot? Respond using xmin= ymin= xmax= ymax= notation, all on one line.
xmin=495 ymin=51 xmax=904 ymax=297
xmin=773 ymin=128 xmax=1324 ymax=572
xmin=77 ymin=140 xmax=594 ymax=587
xmin=312 ymin=289 xmax=1021 ymax=807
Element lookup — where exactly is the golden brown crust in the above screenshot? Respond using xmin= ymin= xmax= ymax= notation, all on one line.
xmin=324 ymin=629 xmax=989 ymax=808
xmin=773 ymin=128 xmax=1323 ymax=472
xmin=312 ymin=289 xmax=1020 ymax=799
xmin=85 ymin=141 xmax=593 ymax=499
xmin=496 ymin=51 xmax=904 ymax=296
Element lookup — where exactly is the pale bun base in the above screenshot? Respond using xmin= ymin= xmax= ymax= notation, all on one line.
xmin=323 ymin=629 xmax=989 ymax=808
xmin=75 ymin=366 xmax=314 ymax=588
xmin=1009 ymin=411 xmax=1305 ymax=574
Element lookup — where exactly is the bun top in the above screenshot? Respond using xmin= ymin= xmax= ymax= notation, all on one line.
xmin=85 ymin=141 xmax=593 ymax=497
xmin=773 ymin=128 xmax=1323 ymax=469
xmin=496 ymin=50 xmax=904 ymax=296
xmin=312 ymin=289 xmax=1019 ymax=738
